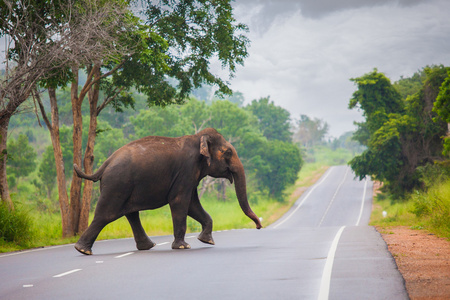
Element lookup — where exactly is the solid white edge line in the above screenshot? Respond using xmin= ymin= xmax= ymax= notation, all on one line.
xmin=318 ymin=226 xmax=345 ymax=300
xmin=114 ymin=252 xmax=134 ymax=259
xmin=53 ymin=269 xmax=82 ymax=278
xmin=273 ymin=167 xmax=334 ymax=229
xmin=355 ymin=179 xmax=368 ymax=226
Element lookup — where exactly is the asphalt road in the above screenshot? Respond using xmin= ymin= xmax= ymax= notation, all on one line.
xmin=0 ymin=165 xmax=409 ymax=299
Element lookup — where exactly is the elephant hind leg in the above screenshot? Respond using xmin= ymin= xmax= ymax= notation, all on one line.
xmin=75 ymin=216 xmax=115 ymax=255
xmin=126 ymin=211 xmax=156 ymax=251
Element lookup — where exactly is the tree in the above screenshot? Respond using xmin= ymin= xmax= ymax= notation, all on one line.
xmin=0 ymin=0 xmax=81 ymax=209
xmin=255 ymin=140 xmax=303 ymax=199
xmin=33 ymin=0 xmax=140 ymax=236
xmin=246 ymin=97 xmax=292 ymax=142
xmin=349 ymin=67 xmax=448 ymax=196
xmin=293 ymin=114 xmax=329 ymax=148
xmin=6 ymin=134 xmax=37 ymax=184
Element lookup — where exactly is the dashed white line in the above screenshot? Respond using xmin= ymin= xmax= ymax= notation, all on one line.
xmin=53 ymin=269 xmax=82 ymax=278
xmin=23 ymin=284 xmax=34 ymax=288
xmin=114 ymin=252 xmax=134 ymax=259
xmin=318 ymin=226 xmax=346 ymax=300
xmin=318 ymin=167 xmax=349 ymax=227
xmin=355 ymin=179 xmax=368 ymax=226
xmin=273 ymin=167 xmax=334 ymax=228
xmin=157 ymin=242 xmax=170 ymax=246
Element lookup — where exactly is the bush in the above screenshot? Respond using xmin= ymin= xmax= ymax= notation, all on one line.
xmin=412 ymin=181 xmax=450 ymax=238
xmin=0 ymin=203 xmax=32 ymax=245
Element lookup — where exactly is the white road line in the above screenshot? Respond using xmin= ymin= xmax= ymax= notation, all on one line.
xmin=273 ymin=167 xmax=334 ymax=229
xmin=114 ymin=252 xmax=134 ymax=259
xmin=318 ymin=226 xmax=345 ymax=300
xmin=0 ymin=245 xmax=68 ymax=258
xmin=356 ymin=179 xmax=368 ymax=226
xmin=23 ymin=284 xmax=34 ymax=288
xmin=157 ymin=242 xmax=170 ymax=246
xmin=318 ymin=167 xmax=349 ymax=227
xmin=53 ymin=269 xmax=82 ymax=278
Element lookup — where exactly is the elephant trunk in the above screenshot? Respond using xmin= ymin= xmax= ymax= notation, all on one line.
xmin=232 ymin=158 xmax=262 ymax=229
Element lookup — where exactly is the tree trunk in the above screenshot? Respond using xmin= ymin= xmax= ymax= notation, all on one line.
xmin=44 ymin=88 xmax=72 ymax=237
xmin=78 ymin=65 xmax=100 ymax=234
xmin=0 ymin=118 xmax=13 ymax=210
xmin=69 ymin=67 xmax=83 ymax=235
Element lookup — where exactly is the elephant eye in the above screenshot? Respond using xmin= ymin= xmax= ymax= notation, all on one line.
xmin=224 ymin=148 xmax=233 ymax=158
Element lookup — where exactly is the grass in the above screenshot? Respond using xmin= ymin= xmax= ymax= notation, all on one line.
xmin=370 ymin=194 xmax=419 ymax=227
xmin=370 ymin=180 xmax=450 ymax=239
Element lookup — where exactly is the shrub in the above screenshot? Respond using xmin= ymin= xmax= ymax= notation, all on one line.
xmin=412 ymin=181 xmax=450 ymax=238
xmin=0 ymin=203 xmax=32 ymax=245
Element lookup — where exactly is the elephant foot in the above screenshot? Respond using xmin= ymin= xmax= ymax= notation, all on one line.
xmin=74 ymin=242 xmax=93 ymax=255
xmin=136 ymin=237 xmax=156 ymax=251
xmin=198 ymin=232 xmax=215 ymax=245
xmin=172 ymin=240 xmax=191 ymax=250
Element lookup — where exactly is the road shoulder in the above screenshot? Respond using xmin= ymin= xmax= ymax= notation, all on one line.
xmin=376 ymin=226 xmax=450 ymax=300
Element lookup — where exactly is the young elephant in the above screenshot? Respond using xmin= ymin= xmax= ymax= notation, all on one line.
xmin=74 ymin=128 xmax=262 ymax=255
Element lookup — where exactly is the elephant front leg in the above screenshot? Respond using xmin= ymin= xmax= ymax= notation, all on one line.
xmin=126 ymin=212 xmax=156 ymax=251
xmin=188 ymin=190 xmax=214 ymax=245
xmin=169 ymin=198 xmax=191 ymax=249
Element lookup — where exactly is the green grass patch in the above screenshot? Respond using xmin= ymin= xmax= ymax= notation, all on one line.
xmin=410 ymin=181 xmax=450 ymax=239
xmin=370 ymin=194 xmax=419 ymax=227
xmin=370 ymin=180 xmax=450 ymax=239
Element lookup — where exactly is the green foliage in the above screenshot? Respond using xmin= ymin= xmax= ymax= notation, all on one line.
xmin=348 ymin=67 xmax=448 ymax=196
xmin=433 ymin=68 xmax=450 ymax=156
xmin=255 ymin=140 xmax=303 ymax=199
xmin=246 ymin=97 xmax=292 ymax=142
xmin=39 ymin=145 xmax=57 ymax=199
xmin=6 ymin=134 xmax=37 ymax=180
xmin=131 ymin=105 xmax=191 ymax=138
xmin=293 ymin=114 xmax=329 ymax=148
xmin=411 ymin=182 xmax=450 ymax=238
xmin=0 ymin=203 xmax=32 ymax=245
xmin=143 ymin=0 xmax=249 ymax=102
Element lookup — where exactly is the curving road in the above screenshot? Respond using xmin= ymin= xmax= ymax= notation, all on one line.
xmin=0 ymin=166 xmax=409 ymax=299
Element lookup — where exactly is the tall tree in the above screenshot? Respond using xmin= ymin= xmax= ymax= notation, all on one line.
xmin=349 ymin=67 xmax=447 ymax=196
xmin=246 ymin=97 xmax=292 ymax=142
xmin=0 ymin=0 xmax=71 ymax=209
xmin=293 ymin=114 xmax=329 ymax=148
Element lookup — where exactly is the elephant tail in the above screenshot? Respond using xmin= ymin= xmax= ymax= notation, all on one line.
xmin=73 ymin=163 xmax=107 ymax=182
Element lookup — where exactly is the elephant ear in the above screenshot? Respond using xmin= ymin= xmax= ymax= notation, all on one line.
xmin=200 ymin=135 xmax=211 ymax=166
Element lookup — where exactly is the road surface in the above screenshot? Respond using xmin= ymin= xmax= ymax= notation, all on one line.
xmin=0 ymin=165 xmax=409 ymax=299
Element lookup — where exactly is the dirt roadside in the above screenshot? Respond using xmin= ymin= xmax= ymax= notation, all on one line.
xmin=376 ymin=226 xmax=450 ymax=300
xmin=372 ymin=181 xmax=450 ymax=299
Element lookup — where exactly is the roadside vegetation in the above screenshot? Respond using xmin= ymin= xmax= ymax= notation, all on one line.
xmin=354 ymin=66 xmax=450 ymax=239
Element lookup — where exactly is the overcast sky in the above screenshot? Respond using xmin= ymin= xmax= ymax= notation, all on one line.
xmin=227 ymin=0 xmax=450 ymax=137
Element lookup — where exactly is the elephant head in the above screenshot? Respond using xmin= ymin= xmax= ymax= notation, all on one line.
xmin=199 ymin=128 xmax=262 ymax=229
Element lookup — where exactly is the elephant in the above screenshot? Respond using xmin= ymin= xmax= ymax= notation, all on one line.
xmin=73 ymin=128 xmax=262 ymax=255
